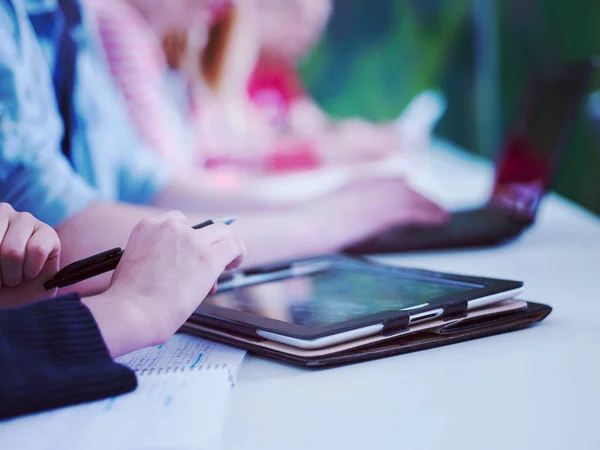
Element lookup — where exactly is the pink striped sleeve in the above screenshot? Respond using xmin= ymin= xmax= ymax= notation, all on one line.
xmin=87 ymin=0 xmax=183 ymax=165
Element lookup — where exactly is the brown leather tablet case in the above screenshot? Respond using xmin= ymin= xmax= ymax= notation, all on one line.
xmin=181 ymin=300 xmax=552 ymax=367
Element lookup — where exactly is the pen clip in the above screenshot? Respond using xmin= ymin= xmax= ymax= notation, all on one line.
xmin=51 ymin=247 xmax=123 ymax=280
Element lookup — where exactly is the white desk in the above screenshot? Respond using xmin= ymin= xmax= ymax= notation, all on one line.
xmin=222 ymin=142 xmax=600 ymax=450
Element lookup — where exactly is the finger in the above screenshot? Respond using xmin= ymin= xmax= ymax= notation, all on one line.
xmin=225 ymin=238 xmax=246 ymax=270
xmin=409 ymin=198 xmax=448 ymax=220
xmin=152 ymin=210 xmax=187 ymax=224
xmin=210 ymin=281 xmax=218 ymax=295
xmin=421 ymin=202 xmax=448 ymax=222
xmin=406 ymin=207 xmax=448 ymax=225
xmin=0 ymin=214 xmax=9 ymax=287
xmin=38 ymin=257 xmax=61 ymax=299
xmin=0 ymin=214 xmax=36 ymax=287
xmin=225 ymin=256 xmax=244 ymax=271
xmin=209 ymin=236 xmax=245 ymax=274
xmin=195 ymin=223 xmax=234 ymax=245
xmin=358 ymin=177 xmax=408 ymax=195
xmin=404 ymin=189 xmax=448 ymax=220
xmin=23 ymin=224 xmax=61 ymax=279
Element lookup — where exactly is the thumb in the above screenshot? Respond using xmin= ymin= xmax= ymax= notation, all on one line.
xmin=38 ymin=257 xmax=60 ymax=298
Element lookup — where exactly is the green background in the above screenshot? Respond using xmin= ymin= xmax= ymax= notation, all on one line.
xmin=299 ymin=0 xmax=600 ymax=215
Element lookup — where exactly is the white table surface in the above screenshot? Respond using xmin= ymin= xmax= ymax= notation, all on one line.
xmin=222 ymin=141 xmax=600 ymax=450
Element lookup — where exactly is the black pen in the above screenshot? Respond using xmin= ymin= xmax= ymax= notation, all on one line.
xmin=44 ymin=217 xmax=237 ymax=290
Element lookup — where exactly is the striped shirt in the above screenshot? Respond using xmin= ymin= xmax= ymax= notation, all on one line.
xmin=86 ymin=0 xmax=194 ymax=167
xmin=85 ymin=0 xmax=321 ymax=174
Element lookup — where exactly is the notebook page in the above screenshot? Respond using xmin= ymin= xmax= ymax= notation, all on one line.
xmin=0 ymin=334 xmax=245 ymax=449
xmin=117 ymin=333 xmax=248 ymax=380
xmin=0 ymin=367 xmax=233 ymax=450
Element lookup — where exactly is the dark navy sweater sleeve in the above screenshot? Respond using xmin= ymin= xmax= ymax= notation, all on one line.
xmin=0 ymin=294 xmax=137 ymax=421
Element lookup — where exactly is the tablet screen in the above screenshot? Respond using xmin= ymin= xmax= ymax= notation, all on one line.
xmin=204 ymin=267 xmax=480 ymax=327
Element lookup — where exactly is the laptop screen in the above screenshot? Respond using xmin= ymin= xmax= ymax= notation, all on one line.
xmin=490 ymin=61 xmax=595 ymax=221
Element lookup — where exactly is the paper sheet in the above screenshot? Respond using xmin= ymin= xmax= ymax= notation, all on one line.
xmin=0 ymin=368 xmax=233 ymax=450
xmin=117 ymin=333 xmax=248 ymax=380
xmin=0 ymin=334 xmax=247 ymax=450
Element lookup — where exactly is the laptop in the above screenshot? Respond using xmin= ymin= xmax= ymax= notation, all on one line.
xmin=345 ymin=59 xmax=598 ymax=255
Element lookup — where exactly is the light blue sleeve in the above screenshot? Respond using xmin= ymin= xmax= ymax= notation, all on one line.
xmin=0 ymin=0 xmax=98 ymax=227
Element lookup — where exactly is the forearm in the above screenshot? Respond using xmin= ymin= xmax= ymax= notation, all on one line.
xmin=152 ymin=176 xmax=284 ymax=214
xmin=224 ymin=213 xmax=305 ymax=266
xmin=56 ymin=192 xmax=373 ymax=297
xmin=0 ymin=295 xmax=136 ymax=420
xmin=226 ymin=204 xmax=365 ymax=267
xmin=55 ymin=201 xmax=168 ymax=296
xmin=228 ymin=183 xmax=416 ymax=266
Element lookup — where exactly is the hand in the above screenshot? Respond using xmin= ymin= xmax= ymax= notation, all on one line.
xmin=0 ymin=203 xmax=61 ymax=308
xmin=320 ymin=119 xmax=399 ymax=165
xmin=83 ymin=211 xmax=245 ymax=357
xmin=308 ymin=176 xmax=448 ymax=249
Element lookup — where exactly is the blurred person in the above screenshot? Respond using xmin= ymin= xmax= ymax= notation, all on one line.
xmin=0 ymin=0 xmax=446 ymax=296
xmin=90 ymin=0 xmax=405 ymax=173
xmin=88 ymin=0 xmax=446 ymax=186
xmin=87 ymin=0 xmax=286 ymax=172
xmin=183 ymin=0 xmax=403 ymax=171
xmin=247 ymin=0 xmax=402 ymax=167
xmin=0 ymin=204 xmax=245 ymax=420
xmin=86 ymin=0 xmax=241 ymax=170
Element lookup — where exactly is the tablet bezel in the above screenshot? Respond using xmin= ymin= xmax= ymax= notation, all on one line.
xmin=190 ymin=255 xmax=523 ymax=340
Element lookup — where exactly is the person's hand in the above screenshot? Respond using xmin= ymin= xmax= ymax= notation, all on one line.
xmin=320 ymin=119 xmax=399 ymax=165
xmin=0 ymin=203 xmax=61 ymax=308
xmin=83 ymin=211 xmax=245 ymax=358
xmin=307 ymin=176 xmax=448 ymax=250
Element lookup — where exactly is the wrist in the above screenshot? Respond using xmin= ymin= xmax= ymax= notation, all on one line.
xmin=82 ymin=290 xmax=157 ymax=358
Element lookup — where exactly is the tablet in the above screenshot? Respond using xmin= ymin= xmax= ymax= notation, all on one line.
xmin=192 ymin=255 xmax=524 ymax=349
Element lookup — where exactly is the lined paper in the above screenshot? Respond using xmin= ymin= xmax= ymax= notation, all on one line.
xmin=0 ymin=334 xmax=247 ymax=450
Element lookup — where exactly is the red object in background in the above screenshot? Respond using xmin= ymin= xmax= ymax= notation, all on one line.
xmin=263 ymin=141 xmax=321 ymax=173
xmin=491 ymin=136 xmax=552 ymax=220
xmin=494 ymin=136 xmax=552 ymax=186
xmin=244 ymin=56 xmax=321 ymax=173
xmin=247 ymin=56 xmax=306 ymax=128
xmin=202 ymin=141 xmax=321 ymax=174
